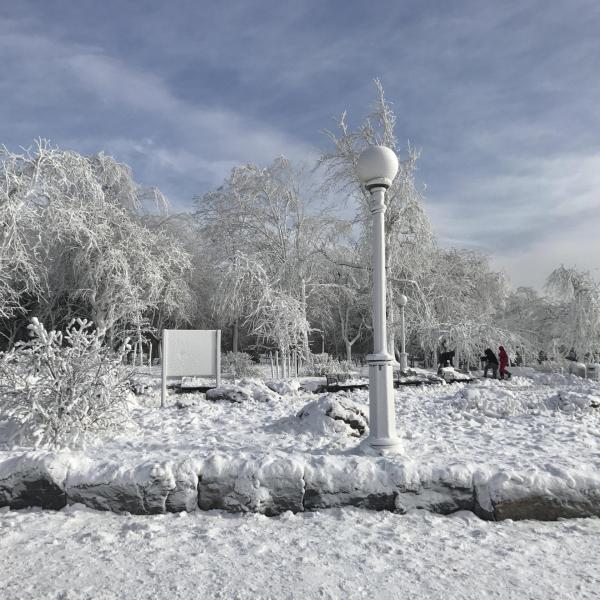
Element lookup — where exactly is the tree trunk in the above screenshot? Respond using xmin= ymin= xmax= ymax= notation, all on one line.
xmin=387 ymin=286 xmax=395 ymax=356
xmin=137 ymin=325 xmax=143 ymax=366
xmin=345 ymin=340 xmax=352 ymax=362
xmin=232 ymin=319 xmax=239 ymax=353
xmin=301 ymin=279 xmax=310 ymax=359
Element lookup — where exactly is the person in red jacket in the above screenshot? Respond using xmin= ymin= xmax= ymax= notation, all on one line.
xmin=498 ymin=346 xmax=510 ymax=380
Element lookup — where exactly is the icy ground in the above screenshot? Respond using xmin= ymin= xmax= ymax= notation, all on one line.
xmin=1 ymin=505 xmax=598 ymax=600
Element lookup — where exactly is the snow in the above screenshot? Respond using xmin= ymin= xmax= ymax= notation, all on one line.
xmin=0 ymin=367 xmax=599 ymax=518
xmin=0 ymin=505 xmax=598 ymax=599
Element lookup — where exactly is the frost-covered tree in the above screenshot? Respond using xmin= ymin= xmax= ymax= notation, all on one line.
xmin=247 ymin=286 xmax=310 ymax=368
xmin=318 ymin=80 xmax=434 ymax=354
xmin=196 ymin=157 xmax=340 ymax=356
xmin=0 ymin=146 xmax=44 ymax=324
xmin=414 ymin=249 xmax=514 ymax=366
xmin=545 ymin=266 xmax=600 ymax=360
xmin=496 ymin=287 xmax=557 ymax=363
xmin=0 ymin=141 xmax=193 ymax=345
xmin=213 ymin=252 xmax=271 ymax=352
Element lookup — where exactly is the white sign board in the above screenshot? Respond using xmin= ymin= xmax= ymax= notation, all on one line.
xmin=161 ymin=329 xmax=221 ymax=406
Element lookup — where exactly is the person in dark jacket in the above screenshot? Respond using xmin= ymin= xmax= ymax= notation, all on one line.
xmin=498 ymin=346 xmax=510 ymax=380
xmin=481 ymin=348 xmax=499 ymax=378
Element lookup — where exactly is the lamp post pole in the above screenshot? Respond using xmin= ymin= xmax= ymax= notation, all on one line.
xmin=398 ymin=294 xmax=408 ymax=371
xmin=357 ymin=146 xmax=401 ymax=451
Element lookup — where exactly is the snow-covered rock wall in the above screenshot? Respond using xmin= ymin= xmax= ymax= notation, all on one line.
xmin=1 ymin=451 xmax=599 ymax=521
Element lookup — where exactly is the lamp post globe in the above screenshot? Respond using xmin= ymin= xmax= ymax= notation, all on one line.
xmin=357 ymin=145 xmax=401 ymax=452
xmin=357 ymin=145 xmax=399 ymax=189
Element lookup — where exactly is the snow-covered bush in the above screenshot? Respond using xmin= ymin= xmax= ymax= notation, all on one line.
xmin=304 ymin=353 xmax=356 ymax=377
xmin=221 ymin=352 xmax=261 ymax=377
xmin=0 ymin=318 xmax=131 ymax=448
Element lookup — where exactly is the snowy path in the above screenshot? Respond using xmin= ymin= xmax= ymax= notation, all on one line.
xmin=0 ymin=505 xmax=598 ymax=600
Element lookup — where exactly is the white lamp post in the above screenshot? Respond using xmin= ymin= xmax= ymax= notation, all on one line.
xmin=357 ymin=145 xmax=401 ymax=451
xmin=398 ymin=294 xmax=408 ymax=371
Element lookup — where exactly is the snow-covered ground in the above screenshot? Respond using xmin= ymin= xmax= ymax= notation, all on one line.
xmin=1 ymin=504 xmax=598 ymax=600
xmin=1 ymin=367 xmax=599 ymax=519
xmin=3 ymin=367 xmax=598 ymax=473
xmin=1 ymin=367 xmax=599 ymax=597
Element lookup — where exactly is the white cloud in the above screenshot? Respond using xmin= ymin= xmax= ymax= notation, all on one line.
xmin=0 ymin=18 xmax=317 ymax=201
xmin=493 ymin=215 xmax=600 ymax=289
xmin=428 ymin=150 xmax=600 ymax=288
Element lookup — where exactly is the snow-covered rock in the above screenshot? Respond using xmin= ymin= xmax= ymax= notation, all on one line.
xmin=174 ymin=395 xmax=202 ymax=409
xmin=0 ymin=366 xmax=599 ymax=521
xmin=0 ymin=452 xmax=69 ymax=510
xmin=304 ymin=456 xmax=411 ymax=511
xmin=440 ymin=366 xmax=473 ymax=383
xmin=546 ymin=390 xmax=600 ymax=412
xmin=297 ymin=377 xmax=326 ymax=393
xmin=206 ymin=378 xmax=279 ymax=403
xmin=296 ymin=394 xmax=369 ymax=437
xmin=198 ymin=454 xmax=305 ymax=515
xmin=66 ymin=459 xmax=177 ymax=514
xmin=165 ymin=460 xmax=200 ymax=512
xmin=397 ymin=367 xmax=444 ymax=385
xmin=476 ymin=468 xmax=600 ymax=521
xmin=264 ymin=379 xmax=300 ymax=396
xmin=568 ymin=362 xmax=587 ymax=378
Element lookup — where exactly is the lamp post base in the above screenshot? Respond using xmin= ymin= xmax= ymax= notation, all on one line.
xmin=366 ymin=353 xmax=401 ymax=450
xmin=366 ymin=436 xmax=402 ymax=451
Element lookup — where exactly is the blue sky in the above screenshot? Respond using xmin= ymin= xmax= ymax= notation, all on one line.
xmin=2 ymin=0 xmax=599 ymax=288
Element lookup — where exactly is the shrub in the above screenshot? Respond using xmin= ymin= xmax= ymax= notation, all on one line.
xmin=304 ymin=353 xmax=356 ymax=377
xmin=221 ymin=351 xmax=261 ymax=377
xmin=0 ymin=318 xmax=131 ymax=448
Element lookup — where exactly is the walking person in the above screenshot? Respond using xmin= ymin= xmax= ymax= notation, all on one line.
xmin=481 ymin=348 xmax=499 ymax=378
xmin=498 ymin=345 xmax=511 ymax=380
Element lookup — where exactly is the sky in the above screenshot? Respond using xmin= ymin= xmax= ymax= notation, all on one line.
xmin=1 ymin=0 xmax=599 ymax=289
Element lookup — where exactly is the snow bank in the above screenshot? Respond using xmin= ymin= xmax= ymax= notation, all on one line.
xmin=454 ymin=376 xmax=600 ymax=417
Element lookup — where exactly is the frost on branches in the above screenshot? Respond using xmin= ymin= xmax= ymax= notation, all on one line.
xmin=0 ymin=140 xmax=193 ymax=346
xmin=0 ymin=318 xmax=131 ymax=448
